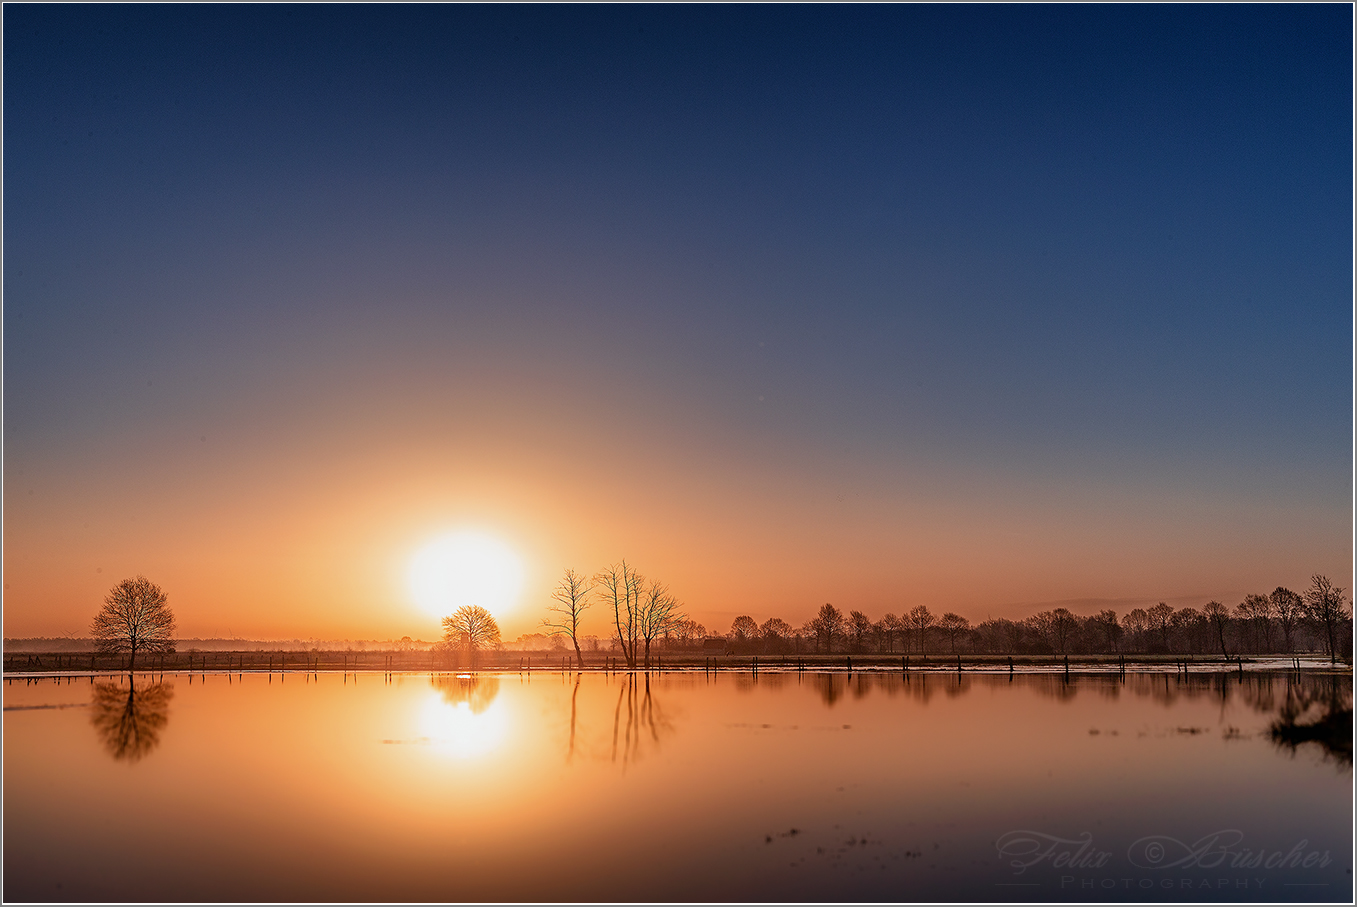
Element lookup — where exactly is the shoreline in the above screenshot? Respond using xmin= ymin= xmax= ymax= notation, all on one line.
xmin=3 ymin=653 xmax=1350 ymax=681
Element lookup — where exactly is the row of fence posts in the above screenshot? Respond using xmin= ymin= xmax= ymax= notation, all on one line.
xmin=0 ymin=650 xmax=1317 ymax=681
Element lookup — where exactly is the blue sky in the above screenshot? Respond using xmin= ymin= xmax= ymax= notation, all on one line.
xmin=4 ymin=5 xmax=1351 ymax=638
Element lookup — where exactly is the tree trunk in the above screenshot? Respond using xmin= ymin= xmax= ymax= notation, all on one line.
xmin=572 ymin=639 xmax=585 ymax=670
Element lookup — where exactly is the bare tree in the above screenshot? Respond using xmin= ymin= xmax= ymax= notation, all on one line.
xmin=1025 ymin=611 xmax=1056 ymax=653
xmin=730 ymin=615 xmax=759 ymax=647
xmin=938 ymin=612 xmax=970 ymax=654
xmin=907 ymin=605 xmax=935 ymax=655
xmin=1050 ymin=608 xmax=1077 ymax=655
xmin=1170 ymin=607 xmax=1206 ymax=655
xmin=1304 ymin=575 xmax=1350 ymax=665
xmin=1202 ymin=601 xmax=1231 ymax=658
xmin=1121 ymin=608 xmax=1149 ymax=653
xmin=878 ymin=613 xmax=901 ymax=653
xmin=1147 ymin=602 xmax=1174 ymax=653
xmin=668 ymin=618 xmax=705 ymax=649
xmin=90 ymin=575 xmax=177 ymax=673
xmin=442 ymin=605 xmax=500 ymax=668
xmin=638 ymin=580 xmax=683 ymax=669
xmin=596 ymin=561 xmax=643 ymax=670
xmin=810 ymin=603 xmax=846 ymax=653
xmin=848 ymin=610 xmax=873 ymax=653
xmin=1270 ymin=587 xmax=1304 ymax=654
xmin=759 ymin=617 xmax=793 ymax=653
xmin=1094 ymin=609 xmax=1122 ymax=653
xmin=1235 ymin=594 xmax=1272 ymax=653
xmin=543 ymin=568 xmax=593 ymax=669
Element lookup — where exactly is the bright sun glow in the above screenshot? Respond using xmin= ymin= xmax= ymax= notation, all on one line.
xmin=408 ymin=531 xmax=525 ymax=620
xmin=420 ymin=689 xmax=509 ymax=758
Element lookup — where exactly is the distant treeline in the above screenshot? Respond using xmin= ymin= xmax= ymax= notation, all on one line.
xmin=2 ymin=636 xmax=436 ymax=654
xmin=678 ymin=576 xmax=1353 ymax=663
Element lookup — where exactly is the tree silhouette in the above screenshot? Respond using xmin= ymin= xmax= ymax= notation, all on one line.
xmin=1121 ymin=608 xmax=1149 ymax=653
xmin=1147 ymin=602 xmax=1174 ymax=653
xmin=759 ymin=617 xmax=793 ymax=653
xmin=730 ymin=615 xmax=759 ymax=646
xmin=89 ymin=677 xmax=174 ymax=762
xmin=542 ymin=568 xmax=593 ymax=669
xmin=441 ymin=605 xmax=500 ymax=668
xmin=90 ymin=575 xmax=176 ymax=673
xmin=848 ymin=610 xmax=873 ymax=653
xmin=938 ymin=612 xmax=970 ymax=654
xmin=596 ymin=561 xmax=643 ymax=670
xmin=1270 ymin=586 xmax=1304 ymax=654
xmin=1304 ymin=575 xmax=1349 ymax=664
xmin=638 ymin=579 xmax=683 ymax=669
xmin=1202 ymin=601 xmax=1231 ymax=657
xmin=1170 ymin=607 xmax=1205 ymax=655
xmin=1235 ymin=595 xmax=1273 ymax=653
xmin=1050 ymin=608 xmax=1078 ymax=655
xmin=907 ymin=605 xmax=935 ymax=655
xmin=1094 ymin=609 xmax=1122 ymax=653
xmin=878 ymin=613 xmax=902 ymax=653
xmin=810 ymin=603 xmax=846 ymax=653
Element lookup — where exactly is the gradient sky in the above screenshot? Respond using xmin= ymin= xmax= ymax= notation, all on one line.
xmin=4 ymin=5 xmax=1352 ymax=642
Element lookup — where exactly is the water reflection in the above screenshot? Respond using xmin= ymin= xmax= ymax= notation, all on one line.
xmin=745 ymin=670 xmax=1353 ymax=774
xmin=423 ymin=674 xmax=506 ymax=757
xmin=611 ymin=673 xmax=674 ymax=767
xmin=89 ymin=677 xmax=174 ymax=762
xmin=1268 ymin=674 xmax=1353 ymax=768
xmin=432 ymin=673 xmax=500 ymax=713
xmin=6 ymin=668 xmax=1348 ymax=903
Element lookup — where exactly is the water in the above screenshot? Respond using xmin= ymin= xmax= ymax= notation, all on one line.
xmin=3 ymin=668 xmax=1350 ymax=902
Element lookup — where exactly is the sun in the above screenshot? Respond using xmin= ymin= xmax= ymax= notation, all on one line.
xmin=408 ymin=531 xmax=525 ymax=620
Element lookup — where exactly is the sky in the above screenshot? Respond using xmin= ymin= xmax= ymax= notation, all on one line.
xmin=4 ymin=5 xmax=1352 ymax=642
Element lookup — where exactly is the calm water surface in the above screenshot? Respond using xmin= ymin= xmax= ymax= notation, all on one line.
xmin=4 ymin=668 xmax=1351 ymax=902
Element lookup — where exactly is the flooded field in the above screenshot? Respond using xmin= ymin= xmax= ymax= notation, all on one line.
xmin=3 ymin=668 xmax=1350 ymax=902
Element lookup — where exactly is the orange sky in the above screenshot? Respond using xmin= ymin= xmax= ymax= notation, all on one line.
xmin=4 ymin=378 xmax=1348 ymax=641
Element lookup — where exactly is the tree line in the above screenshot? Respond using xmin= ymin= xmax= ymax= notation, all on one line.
xmin=634 ymin=575 xmax=1351 ymax=664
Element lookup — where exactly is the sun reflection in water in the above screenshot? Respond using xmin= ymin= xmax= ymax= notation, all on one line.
xmin=421 ymin=675 xmax=508 ymax=758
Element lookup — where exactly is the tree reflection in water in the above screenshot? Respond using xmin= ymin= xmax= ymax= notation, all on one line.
xmin=90 ymin=677 xmax=174 ymax=762
xmin=431 ymin=673 xmax=500 ymax=713
xmin=1268 ymin=673 xmax=1352 ymax=768
xmin=611 ymin=673 xmax=673 ymax=767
